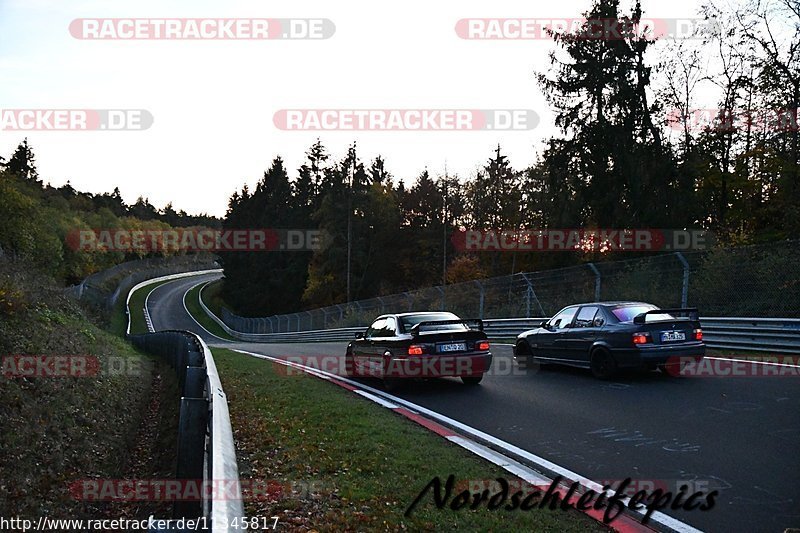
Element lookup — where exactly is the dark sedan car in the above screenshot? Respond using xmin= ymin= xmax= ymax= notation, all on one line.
xmin=513 ymin=302 xmax=705 ymax=379
xmin=346 ymin=312 xmax=492 ymax=389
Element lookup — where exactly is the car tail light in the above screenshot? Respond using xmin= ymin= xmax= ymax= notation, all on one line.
xmin=408 ymin=345 xmax=425 ymax=356
xmin=477 ymin=341 xmax=490 ymax=351
xmin=693 ymin=328 xmax=703 ymax=341
xmin=632 ymin=333 xmax=650 ymax=345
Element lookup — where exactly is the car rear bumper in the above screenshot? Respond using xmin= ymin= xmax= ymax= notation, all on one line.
xmin=614 ymin=342 xmax=705 ymax=368
xmin=383 ymin=352 xmax=492 ymax=378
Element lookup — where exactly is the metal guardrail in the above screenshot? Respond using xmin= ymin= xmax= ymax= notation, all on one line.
xmin=199 ymin=292 xmax=800 ymax=353
xmin=127 ymin=330 xmax=245 ymax=532
xmin=67 ymin=255 xmax=219 ymax=311
xmin=125 ymin=274 xmax=244 ymax=532
xmin=699 ymin=317 xmax=800 ymax=354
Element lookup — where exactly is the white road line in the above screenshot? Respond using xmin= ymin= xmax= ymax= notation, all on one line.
xmin=354 ymin=390 xmax=399 ymax=409
xmin=706 ymin=356 xmax=800 ymax=368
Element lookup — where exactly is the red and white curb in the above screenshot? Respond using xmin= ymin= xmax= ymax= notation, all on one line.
xmin=233 ymin=349 xmax=704 ymax=533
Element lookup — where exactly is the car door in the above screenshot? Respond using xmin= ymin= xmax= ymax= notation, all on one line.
xmin=561 ymin=306 xmax=601 ymax=362
xmin=356 ymin=318 xmax=386 ymax=376
xmin=367 ymin=317 xmax=398 ymax=375
xmin=536 ymin=306 xmax=578 ymax=361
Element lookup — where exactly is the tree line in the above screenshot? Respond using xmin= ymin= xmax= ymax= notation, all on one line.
xmin=0 ymin=139 xmax=219 ymax=284
xmin=221 ymin=0 xmax=799 ymax=317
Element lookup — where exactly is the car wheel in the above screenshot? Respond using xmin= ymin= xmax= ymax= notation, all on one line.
xmin=462 ymin=375 xmax=483 ymax=386
xmin=590 ymin=349 xmax=617 ymax=380
xmin=515 ymin=342 xmax=537 ymax=372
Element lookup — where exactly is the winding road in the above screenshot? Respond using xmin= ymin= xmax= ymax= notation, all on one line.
xmin=145 ymin=273 xmax=800 ymax=533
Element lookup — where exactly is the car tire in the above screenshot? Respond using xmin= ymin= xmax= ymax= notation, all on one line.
xmin=462 ymin=375 xmax=483 ymax=386
xmin=590 ymin=349 xmax=617 ymax=380
xmin=515 ymin=342 xmax=537 ymax=372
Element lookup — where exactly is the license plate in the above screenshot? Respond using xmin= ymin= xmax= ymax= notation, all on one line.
xmin=661 ymin=331 xmax=686 ymax=342
xmin=439 ymin=342 xmax=466 ymax=353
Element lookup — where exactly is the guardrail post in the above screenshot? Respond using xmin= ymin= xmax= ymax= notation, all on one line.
xmin=474 ymin=281 xmax=484 ymax=319
xmin=675 ymin=252 xmax=690 ymax=308
xmin=587 ymin=263 xmax=601 ymax=302
xmin=174 ymin=397 xmax=208 ymax=519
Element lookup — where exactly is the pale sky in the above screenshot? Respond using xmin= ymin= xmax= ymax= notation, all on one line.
xmin=0 ymin=0 xmax=712 ymax=217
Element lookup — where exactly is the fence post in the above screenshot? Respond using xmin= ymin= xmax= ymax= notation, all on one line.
xmin=377 ymin=296 xmax=385 ymax=314
xmin=520 ymin=273 xmax=545 ymax=317
xmin=307 ymin=311 xmax=313 ymax=331
xmin=675 ymin=252 xmax=690 ymax=308
xmin=436 ymin=286 xmax=445 ymax=311
xmin=474 ymin=280 xmax=484 ymax=319
xmin=587 ymin=263 xmax=601 ymax=302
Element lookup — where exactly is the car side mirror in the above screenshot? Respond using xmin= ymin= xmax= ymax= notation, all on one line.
xmin=593 ymin=317 xmax=605 ymax=327
xmin=538 ymin=320 xmax=549 ymax=328
xmin=355 ymin=332 xmax=365 ymax=340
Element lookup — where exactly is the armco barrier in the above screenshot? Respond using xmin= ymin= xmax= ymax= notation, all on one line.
xmin=699 ymin=317 xmax=800 ymax=354
xmin=197 ymin=290 xmax=800 ymax=353
xmin=128 ymin=330 xmax=245 ymax=531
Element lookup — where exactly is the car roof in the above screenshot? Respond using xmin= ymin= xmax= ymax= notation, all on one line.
xmin=564 ymin=301 xmax=653 ymax=308
xmin=392 ymin=311 xmax=459 ymax=318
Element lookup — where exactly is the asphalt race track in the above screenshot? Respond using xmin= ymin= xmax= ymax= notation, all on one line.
xmin=145 ymin=274 xmax=800 ymax=533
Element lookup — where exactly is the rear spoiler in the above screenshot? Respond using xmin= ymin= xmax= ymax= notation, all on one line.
xmin=410 ymin=319 xmax=483 ymax=336
xmin=633 ymin=308 xmax=699 ymax=324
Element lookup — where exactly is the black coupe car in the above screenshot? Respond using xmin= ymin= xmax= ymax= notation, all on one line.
xmin=513 ymin=302 xmax=705 ymax=379
xmin=346 ymin=312 xmax=492 ymax=389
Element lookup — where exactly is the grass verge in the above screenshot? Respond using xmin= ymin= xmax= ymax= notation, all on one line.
xmin=0 ymin=260 xmax=179 ymax=519
xmin=185 ymin=282 xmax=235 ymax=340
xmin=213 ymin=348 xmax=608 ymax=532
xmin=200 ymin=278 xmax=226 ymax=318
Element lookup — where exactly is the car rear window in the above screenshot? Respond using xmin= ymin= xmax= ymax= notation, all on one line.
xmin=612 ymin=305 xmax=674 ymax=323
xmin=399 ymin=313 xmax=467 ymax=332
